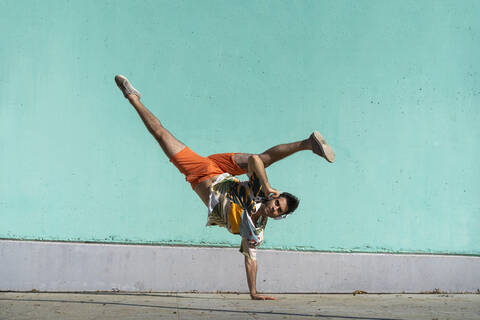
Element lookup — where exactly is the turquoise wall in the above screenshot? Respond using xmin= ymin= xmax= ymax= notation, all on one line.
xmin=1 ymin=0 xmax=479 ymax=255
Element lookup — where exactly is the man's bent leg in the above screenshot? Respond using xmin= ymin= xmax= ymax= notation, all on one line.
xmin=233 ymin=139 xmax=311 ymax=170
xmin=127 ymin=95 xmax=185 ymax=159
xmin=257 ymin=139 xmax=312 ymax=167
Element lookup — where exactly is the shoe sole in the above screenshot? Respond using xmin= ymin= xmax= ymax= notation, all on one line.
xmin=312 ymin=131 xmax=335 ymax=163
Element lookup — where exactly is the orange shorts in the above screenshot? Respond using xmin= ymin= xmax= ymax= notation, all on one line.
xmin=169 ymin=147 xmax=246 ymax=189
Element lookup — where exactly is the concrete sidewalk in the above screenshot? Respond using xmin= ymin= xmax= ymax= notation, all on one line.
xmin=1 ymin=292 xmax=479 ymax=320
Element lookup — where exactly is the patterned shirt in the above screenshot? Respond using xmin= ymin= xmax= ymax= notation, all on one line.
xmin=207 ymin=172 xmax=267 ymax=260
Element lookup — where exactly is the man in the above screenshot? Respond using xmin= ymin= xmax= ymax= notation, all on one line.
xmin=114 ymin=75 xmax=335 ymax=300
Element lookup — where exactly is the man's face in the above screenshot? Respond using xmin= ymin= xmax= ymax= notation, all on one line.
xmin=262 ymin=196 xmax=288 ymax=218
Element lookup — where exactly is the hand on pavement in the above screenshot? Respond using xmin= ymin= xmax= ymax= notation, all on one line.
xmin=250 ymin=293 xmax=277 ymax=300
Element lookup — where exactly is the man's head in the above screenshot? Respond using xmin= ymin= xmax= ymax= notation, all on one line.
xmin=262 ymin=192 xmax=299 ymax=219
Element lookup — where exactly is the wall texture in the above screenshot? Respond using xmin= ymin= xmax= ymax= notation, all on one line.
xmin=1 ymin=0 xmax=479 ymax=255
xmin=2 ymin=241 xmax=480 ymax=293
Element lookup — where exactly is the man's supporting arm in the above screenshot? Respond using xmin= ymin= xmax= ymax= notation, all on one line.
xmin=244 ymin=255 xmax=276 ymax=300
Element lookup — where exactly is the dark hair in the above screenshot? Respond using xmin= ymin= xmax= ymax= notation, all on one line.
xmin=280 ymin=192 xmax=299 ymax=215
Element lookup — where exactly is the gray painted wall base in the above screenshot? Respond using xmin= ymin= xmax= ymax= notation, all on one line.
xmin=1 ymin=240 xmax=479 ymax=293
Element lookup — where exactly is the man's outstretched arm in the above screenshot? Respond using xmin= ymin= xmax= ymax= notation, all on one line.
xmin=248 ymin=155 xmax=280 ymax=198
xmin=244 ymin=254 xmax=276 ymax=300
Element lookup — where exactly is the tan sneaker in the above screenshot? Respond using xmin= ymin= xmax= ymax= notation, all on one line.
xmin=114 ymin=75 xmax=141 ymax=99
xmin=310 ymin=131 xmax=335 ymax=163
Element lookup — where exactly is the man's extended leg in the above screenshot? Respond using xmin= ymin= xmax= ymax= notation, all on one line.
xmin=115 ymin=75 xmax=185 ymax=158
xmin=128 ymin=95 xmax=186 ymax=158
xmin=115 ymin=75 xmax=216 ymax=207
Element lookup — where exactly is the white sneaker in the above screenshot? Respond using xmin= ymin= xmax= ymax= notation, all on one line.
xmin=114 ymin=74 xmax=141 ymax=99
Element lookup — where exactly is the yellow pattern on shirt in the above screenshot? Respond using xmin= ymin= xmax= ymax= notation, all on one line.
xmin=228 ymin=203 xmax=243 ymax=234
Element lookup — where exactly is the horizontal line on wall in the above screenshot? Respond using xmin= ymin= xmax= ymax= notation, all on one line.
xmin=1 ymin=237 xmax=478 ymax=257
